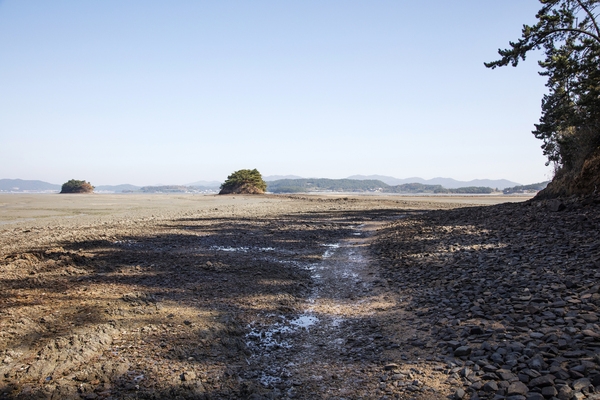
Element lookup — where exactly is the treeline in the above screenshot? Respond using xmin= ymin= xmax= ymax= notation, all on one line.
xmin=266 ymin=179 xmax=494 ymax=194
xmin=503 ymin=181 xmax=549 ymax=194
xmin=436 ymin=187 xmax=494 ymax=194
xmin=267 ymin=179 xmax=384 ymax=193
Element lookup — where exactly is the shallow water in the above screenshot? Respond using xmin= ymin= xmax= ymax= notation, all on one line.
xmin=210 ymin=245 xmax=276 ymax=252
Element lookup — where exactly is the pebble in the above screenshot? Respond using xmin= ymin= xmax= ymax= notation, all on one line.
xmin=374 ymin=198 xmax=600 ymax=400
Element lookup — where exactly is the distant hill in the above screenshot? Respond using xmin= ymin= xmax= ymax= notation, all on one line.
xmin=186 ymin=180 xmax=221 ymax=188
xmin=263 ymin=175 xmax=304 ymax=181
xmin=95 ymin=184 xmax=218 ymax=193
xmin=503 ymin=181 xmax=550 ymax=194
xmin=139 ymin=185 xmax=217 ymax=193
xmin=0 ymin=179 xmax=60 ymax=192
xmin=347 ymin=175 xmax=520 ymax=190
xmin=267 ymin=178 xmax=495 ymax=194
xmin=268 ymin=179 xmax=386 ymax=193
xmin=94 ymin=184 xmax=141 ymax=193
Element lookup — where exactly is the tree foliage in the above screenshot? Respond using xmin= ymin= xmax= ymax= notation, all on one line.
xmin=486 ymin=0 xmax=600 ymax=173
xmin=60 ymin=179 xmax=94 ymax=194
xmin=219 ymin=169 xmax=267 ymax=194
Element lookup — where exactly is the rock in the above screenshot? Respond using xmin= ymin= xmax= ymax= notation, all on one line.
xmin=384 ymin=363 xmax=399 ymax=371
xmin=557 ymin=385 xmax=574 ymax=400
xmin=181 ymin=371 xmax=197 ymax=382
xmin=572 ymin=377 xmax=590 ymax=391
xmin=582 ymin=329 xmax=600 ymax=338
xmin=460 ymin=367 xmax=471 ymax=378
xmin=526 ymin=393 xmax=544 ymax=400
xmin=528 ymin=374 xmax=555 ymax=387
xmin=454 ymin=388 xmax=466 ymax=399
xmin=573 ymin=392 xmax=586 ymax=400
xmin=590 ymin=374 xmax=600 ymax=387
xmin=454 ymin=346 xmax=472 ymax=357
xmin=483 ymin=381 xmax=498 ymax=392
xmin=581 ymin=313 xmax=599 ymax=323
xmin=497 ymin=369 xmax=518 ymax=382
xmin=528 ymin=355 xmax=547 ymax=371
xmin=507 ymin=381 xmax=529 ymax=396
xmin=549 ymin=199 xmax=566 ymax=212
xmin=541 ymin=386 xmax=557 ymax=397
xmin=470 ymin=327 xmax=484 ymax=335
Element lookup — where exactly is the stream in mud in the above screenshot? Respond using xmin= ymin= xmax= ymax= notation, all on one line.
xmin=238 ymin=222 xmax=391 ymax=396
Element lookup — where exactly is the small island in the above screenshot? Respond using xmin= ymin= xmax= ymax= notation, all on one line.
xmin=60 ymin=179 xmax=94 ymax=194
xmin=219 ymin=169 xmax=267 ymax=195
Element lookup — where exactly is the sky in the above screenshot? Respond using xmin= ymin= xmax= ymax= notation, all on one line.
xmin=0 ymin=1 xmax=554 ymax=186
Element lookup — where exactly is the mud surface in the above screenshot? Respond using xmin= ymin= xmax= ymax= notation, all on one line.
xmin=0 ymin=193 xmax=535 ymax=399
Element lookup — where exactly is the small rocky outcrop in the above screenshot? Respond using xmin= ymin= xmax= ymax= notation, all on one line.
xmin=60 ymin=179 xmax=94 ymax=194
xmin=219 ymin=169 xmax=267 ymax=195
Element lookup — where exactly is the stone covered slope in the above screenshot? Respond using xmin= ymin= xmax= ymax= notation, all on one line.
xmin=373 ymin=197 xmax=600 ymax=400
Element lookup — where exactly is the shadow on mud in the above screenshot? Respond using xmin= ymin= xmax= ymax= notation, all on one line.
xmin=0 ymin=208 xmax=425 ymax=399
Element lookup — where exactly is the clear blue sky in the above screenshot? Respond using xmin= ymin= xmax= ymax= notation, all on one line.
xmin=0 ymin=1 xmax=552 ymax=186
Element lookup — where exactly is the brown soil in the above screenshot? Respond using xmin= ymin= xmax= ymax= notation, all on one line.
xmin=537 ymin=147 xmax=600 ymax=199
xmin=0 ymin=193 xmax=548 ymax=400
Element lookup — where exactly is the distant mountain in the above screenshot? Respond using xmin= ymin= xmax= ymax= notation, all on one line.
xmin=347 ymin=175 xmax=521 ymax=190
xmin=94 ymin=184 xmax=141 ymax=193
xmin=0 ymin=179 xmax=60 ymax=192
xmin=186 ymin=180 xmax=221 ymax=188
xmin=263 ymin=175 xmax=304 ymax=181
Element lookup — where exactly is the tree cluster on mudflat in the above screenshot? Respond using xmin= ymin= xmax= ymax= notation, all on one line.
xmin=488 ymin=0 xmax=600 ymax=197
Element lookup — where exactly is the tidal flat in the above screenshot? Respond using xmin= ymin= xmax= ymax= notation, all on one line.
xmin=4 ymin=193 xmax=598 ymax=400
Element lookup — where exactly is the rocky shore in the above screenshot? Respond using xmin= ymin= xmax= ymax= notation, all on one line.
xmin=374 ymin=196 xmax=600 ymax=400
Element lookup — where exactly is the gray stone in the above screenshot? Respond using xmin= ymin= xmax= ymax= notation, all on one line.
xmin=573 ymin=392 xmax=586 ymax=400
xmin=454 ymin=346 xmax=472 ymax=357
xmin=508 ymin=381 xmax=529 ymax=396
xmin=572 ymin=377 xmax=590 ymax=391
xmin=549 ymin=199 xmax=566 ymax=212
xmin=528 ymin=354 xmax=547 ymax=371
xmin=497 ymin=369 xmax=518 ymax=382
xmin=454 ymin=388 xmax=466 ymax=399
xmin=590 ymin=373 xmax=600 ymax=386
xmin=541 ymin=386 xmax=557 ymax=397
xmin=483 ymin=381 xmax=498 ymax=392
xmin=526 ymin=393 xmax=544 ymax=400
xmin=529 ymin=374 xmax=555 ymax=387
xmin=582 ymin=329 xmax=600 ymax=338
xmin=557 ymin=385 xmax=573 ymax=400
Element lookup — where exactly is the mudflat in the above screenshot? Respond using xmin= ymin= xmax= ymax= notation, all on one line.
xmin=0 ymin=193 xmax=529 ymax=225
xmin=5 ymin=193 xmax=598 ymax=400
